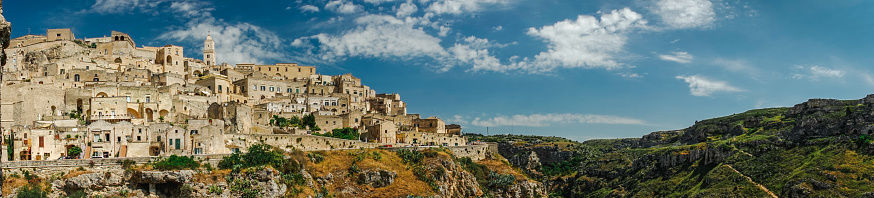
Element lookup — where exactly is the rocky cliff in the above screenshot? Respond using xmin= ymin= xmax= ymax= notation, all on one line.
xmin=2 ymin=147 xmax=547 ymax=198
xmin=483 ymin=95 xmax=874 ymax=197
xmin=0 ymin=0 xmax=10 ymax=67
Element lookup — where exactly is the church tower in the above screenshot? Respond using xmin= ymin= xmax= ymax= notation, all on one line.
xmin=203 ymin=33 xmax=216 ymax=66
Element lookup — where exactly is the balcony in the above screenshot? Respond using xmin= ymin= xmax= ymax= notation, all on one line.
xmin=90 ymin=114 xmax=133 ymax=120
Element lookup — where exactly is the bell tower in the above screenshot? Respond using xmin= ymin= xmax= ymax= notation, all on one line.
xmin=203 ymin=33 xmax=215 ymax=66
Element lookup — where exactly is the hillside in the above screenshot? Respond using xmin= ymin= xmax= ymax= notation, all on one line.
xmin=474 ymin=95 xmax=874 ymax=197
xmin=2 ymin=146 xmax=546 ymax=198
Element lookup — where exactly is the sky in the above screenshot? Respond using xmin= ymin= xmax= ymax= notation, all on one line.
xmin=8 ymin=0 xmax=874 ymax=141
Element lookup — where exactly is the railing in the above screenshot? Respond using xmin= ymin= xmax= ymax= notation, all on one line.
xmin=90 ymin=114 xmax=133 ymax=120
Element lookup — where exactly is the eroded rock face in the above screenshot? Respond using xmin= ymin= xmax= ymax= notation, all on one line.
xmin=488 ymin=180 xmax=548 ymax=198
xmin=0 ymin=0 xmax=10 ymax=67
xmin=434 ymin=159 xmax=482 ymax=197
xmin=130 ymin=170 xmax=195 ymax=184
xmin=507 ymin=151 xmax=543 ymax=179
xmin=356 ymin=169 xmax=396 ymax=188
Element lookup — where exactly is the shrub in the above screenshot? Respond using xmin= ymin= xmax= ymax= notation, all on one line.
xmin=117 ymin=159 xmax=136 ymax=170
xmin=487 ymin=172 xmax=516 ymax=188
xmin=307 ymin=152 xmax=325 ymax=163
xmin=218 ymin=153 xmax=243 ymax=170
xmin=396 ymin=149 xmax=424 ymax=165
xmin=67 ymin=190 xmax=87 ymax=198
xmin=208 ymin=185 xmax=223 ymax=194
xmin=16 ymin=184 xmax=47 ymax=198
xmin=458 ymin=157 xmax=490 ymax=186
xmin=152 ymin=155 xmax=200 ymax=170
xmin=241 ymin=144 xmax=286 ymax=168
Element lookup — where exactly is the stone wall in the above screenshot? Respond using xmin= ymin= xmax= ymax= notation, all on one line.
xmin=227 ymin=133 xmax=381 ymax=151
xmin=384 ymin=144 xmax=491 ymax=161
xmin=1 ymin=154 xmax=228 ymax=169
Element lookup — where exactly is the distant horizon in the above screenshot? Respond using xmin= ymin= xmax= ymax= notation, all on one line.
xmin=10 ymin=0 xmax=874 ymax=141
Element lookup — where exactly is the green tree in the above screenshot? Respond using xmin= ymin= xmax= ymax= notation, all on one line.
xmin=302 ymin=114 xmax=316 ymax=129
xmin=68 ymin=146 xmax=83 ymax=158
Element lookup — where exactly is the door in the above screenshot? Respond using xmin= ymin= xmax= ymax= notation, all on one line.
xmin=175 ymin=139 xmax=180 ymax=150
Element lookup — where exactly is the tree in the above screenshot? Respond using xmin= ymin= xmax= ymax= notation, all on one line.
xmin=68 ymin=146 xmax=82 ymax=158
xmin=302 ymin=114 xmax=316 ymax=129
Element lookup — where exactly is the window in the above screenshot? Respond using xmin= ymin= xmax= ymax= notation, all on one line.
xmin=137 ymin=136 xmax=141 ymax=141
xmin=157 ymin=136 xmax=162 ymax=142
xmin=287 ymin=88 xmax=292 ymax=93
xmin=145 ymin=96 xmax=151 ymax=103
xmin=218 ymin=85 xmax=223 ymax=93
xmin=138 ymin=129 xmax=142 ymax=133
xmin=191 ymin=130 xmax=198 ymax=135
xmin=57 ymin=33 xmax=61 ymax=37
xmin=269 ymin=87 xmax=274 ymax=92
xmin=74 ymin=74 xmax=80 ymax=82
xmin=117 ymin=136 xmax=121 ymax=142
xmin=206 ymin=54 xmax=210 ymax=58
xmin=39 ymin=136 xmax=44 ymax=147
xmin=260 ymin=86 xmax=265 ymax=91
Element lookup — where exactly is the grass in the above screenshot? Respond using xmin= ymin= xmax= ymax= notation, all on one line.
xmin=305 ymin=149 xmax=436 ymax=198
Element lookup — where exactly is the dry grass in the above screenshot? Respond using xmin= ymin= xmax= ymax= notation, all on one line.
xmin=306 ymin=149 xmax=437 ymax=198
xmin=194 ymin=169 xmax=231 ymax=184
xmin=2 ymin=177 xmax=29 ymax=195
xmin=477 ymin=158 xmax=529 ymax=182
xmin=63 ymin=170 xmax=95 ymax=179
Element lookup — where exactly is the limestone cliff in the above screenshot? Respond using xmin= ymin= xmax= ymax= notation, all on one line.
xmin=476 ymin=94 xmax=874 ymax=197
xmin=0 ymin=0 xmax=9 ymax=66
xmin=1 ymin=148 xmax=547 ymax=198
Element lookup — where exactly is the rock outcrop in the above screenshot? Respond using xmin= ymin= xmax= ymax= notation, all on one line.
xmin=0 ymin=0 xmax=10 ymax=67
xmin=129 ymin=170 xmax=195 ymax=184
xmin=356 ymin=169 xmax=396 ymax=188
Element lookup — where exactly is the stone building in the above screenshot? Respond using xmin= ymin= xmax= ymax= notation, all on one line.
xmin=0 ymin=29 xmax=468 ymax=161
xmin=46 ymin=28 xmax=74 ymax=42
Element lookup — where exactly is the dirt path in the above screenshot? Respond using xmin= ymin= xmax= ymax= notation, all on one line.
xmin=724 ymin=164 xmax=778 ymax=198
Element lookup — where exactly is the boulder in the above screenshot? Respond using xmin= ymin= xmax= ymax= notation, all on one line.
xmin=356 ymin=169 xmax=396 ymax=188
xmin=130 ymin=170 xmax=195 ymax=184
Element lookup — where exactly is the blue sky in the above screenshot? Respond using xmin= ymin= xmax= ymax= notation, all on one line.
xmin=9 ymin=0 xmax=874 ymax=140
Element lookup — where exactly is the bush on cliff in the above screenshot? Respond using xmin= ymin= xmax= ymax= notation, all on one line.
xmin=15 ymin=184 xmax=47 ymax=198
xmin=153 ymin=155 xmax=200 ymax=170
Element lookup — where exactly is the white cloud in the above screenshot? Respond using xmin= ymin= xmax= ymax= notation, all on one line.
xmin=658 ymin=51 xmax=693 ymax=64
xmin=652 ymin=0 xmax=716 ymax=29
xmin=159 ymin=19 xmax=286 ymax=65
xmin=84 ymin=0 xmax=168 ymax=14
xmin=445 ymin=115 xmax=469 ymax=125
xmin=326 ymin=0 xmax=363 ymax=14
xmin=364 ymin=0 xmax=399 ymax=4
xmin=489 ymin=8 xmax=647 ymax=73
xmin=471 ymin=113 xmax=646 ymax=127
xmin=424 ymin=0 xmax=509 ymax=15
xmin=396 ymin=1 xmax=418 ymax=18
xmin=300 ymin=5 xmax=320 ymax=13
xmin=792 ymin=65 xmax=845 ymax=80
xmin=493 ymin=25 xmax=503 ymax=31
xmin=675 ymin=75 xmax=744 ymax=97
xmin=296 ymin=14 xmax=448 ymax=62
xmin=712 ymin=58 xmax=760 ymax=77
